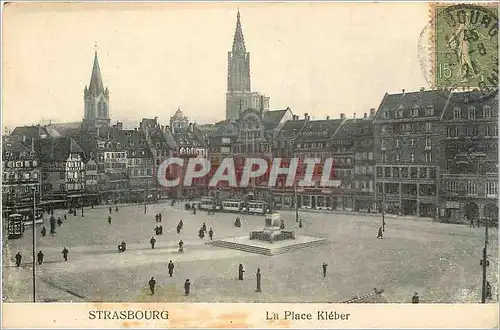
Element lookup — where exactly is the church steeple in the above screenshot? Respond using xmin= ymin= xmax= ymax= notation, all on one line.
xmin=83 ymin=47 xmax=110 ymax=130
xmin=232 ymin=9 xmax=246 ymax=54
xmin=88 ymin=50 xmax=104 ymax=95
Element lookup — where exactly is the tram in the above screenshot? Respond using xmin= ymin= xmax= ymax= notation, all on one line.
xmin=246 ymin=200 xmax=269 ymax=214
xmin=7 ymin=214 xmax=23 ymax=239
xmin=221 ymin=199 xmax=243 ymax=212
xmin=199 ymin=196 xmax=215 ymax=210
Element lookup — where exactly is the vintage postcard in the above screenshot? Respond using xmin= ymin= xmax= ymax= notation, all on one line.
xmin=1 ymin=1 xmax=498 ymax=328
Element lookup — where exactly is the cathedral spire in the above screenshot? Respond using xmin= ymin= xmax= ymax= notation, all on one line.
xmin=232 ymin=9 xmax=246 ymax=53
xmin=88 ymin=49 xmax=104 ymax=94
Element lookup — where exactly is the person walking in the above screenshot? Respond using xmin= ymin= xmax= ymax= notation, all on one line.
xmin=178 ymin=240 xmax=184 ymax=253
xmin=377 ymin=227 xmax=383 ymax=239
xmin=149 ymin=277 xmax=156 ymax=295
xmin=37 ymin=250 xmax=44 ymax=265
xmin=184 ymin=279 xmax=191 ymax=296
xmin=412 ymin=292 xmax=419 ymax=303
xmin=322 ymin=262 xmax=328 ymax=277
xmin=168 ymin=261 xmax=175 ymax=277
xmin=108 ymin=215 xmax=112 ymax=225
xmin=208 ymin=228 xmax=214 ymax=240
xmin=238 ymin=263 xmax=245 ymax=280
xmin=255 ymin=268 xmax=262 ymax=292
xmin=150 ymin=237 xmax=156 ymax=249
xmin=62 ymin=247 xmax=69 ymax=261
xmin=15 ymin=252 xmax=22 ymax=267
xmin=41 ymin=226 xmax=47 ymax=237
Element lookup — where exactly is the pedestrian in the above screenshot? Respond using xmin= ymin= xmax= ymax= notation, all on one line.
xmin=62 ymin=247 xmax=69 ymax=261
xmin=37 ymin=250 xmax=44 ymax=265
xmin=202 ymin=222 xmax=207 ymax=233
xmin=41 ymin=226 xmax=47 ymax=237
xmin=280 ymin=219 xmax=285 ymax=230
xmin=199 ymin=228 xmax=205 ymax=239
xmin=382 ymin=219 xmax=386 ymax=232
xmin=155 ymin=213 xmax=159 ymax=222
xmin=158 ymin=213 xmax=162 ymax=222
xmin=178 ymin=240 xmax=184 ymax=253
xmin=15 ymin=252 xmax=22 ymax=267
xmin=412 ymin=292 xmax=419 ymax=303
xmin=57 ymin=217 xmax=63 ymax=227
xmin=238 ymin=263 xmax=245 ymax=280
xmin=209 ymin=228 xmax=214 ymax=240
xmin=184 ymin=279 xmax=191 ymax=296
xmin=64 ymin=214 xmax=67 ymax=221
xmin=109 ymin=207 xmax=112 ymax=214
xmin=154 ymin=226 xmax=160 ymax=235
xmin=158 ymin=225 xmax=163 ymax=235
xmin=168 ymin=260 xmax=174 ymax=277
xmin=486 ymin=282 xmax=492 ymax=300
xmin=149 ymin=277 xmax=156 ymax=295
xmin=108 ymin=215 xmax=112 ymax=225
xmin=256 ymin=268 xmax=262 ymax=292
xmin=150 ymin=236 xmax=156 ymax=249
xmin=299 ymin=218 xmax=303 ymax=228
xmin=322 ymin=262 xmax=328 ymax=277
xmin=377 ymin=226 xmax=383 ymax=239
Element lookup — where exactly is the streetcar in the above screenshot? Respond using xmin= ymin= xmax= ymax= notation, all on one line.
xmin=246 ymin=200 xmax=269 ymax=214
xmin=199 ymin=196 xmax=215 ymax=210
xmin=7 ymin=214 xmax=23 ymax=239
xmin=221 ymin=199 xmax=243 ymax=212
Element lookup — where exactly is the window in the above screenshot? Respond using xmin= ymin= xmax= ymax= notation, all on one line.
xmin=384 ymin=111 xmax=390 ymax=118
xmin=384 ymin=167 xmax=391 ymax=177
xmin=425 ymin=152 xmax=432 ymax=162
xmin=410 ymin=139 xmax=416 ymax=146
xmin=468 ymin=107 xmax=476 ymax=120
xmin=412 ymin=108 xmax=418 ymax=117
xmin=425 ymin=106 xmax=435 ymax=116
xmin=368 ymin=152 xmax=373 ymax=160
xmin=453 ymin=107 xmax=461 ymax=119
xmin=485 ymin=125 xmax=498 ymax=137
xmin=447 ymin=181 xmax=459 ymax=192
xmin=425 ymin=123 xmax=432 ymax=132
xmin=466 ymin=181 xmax=478 ymax=194
xmin=447 ymin=127 xmax=458 ymax=137
xmin=60 ymin=172 xmax=65 ymax=179
xmin=425 ymin=138 xmax=432 ymax=148
xmin=381 ymin=139 xmax=387 ymax=150
xmin=381 ymin=153 xmax=387 ymax=163
xmin=485 ymin=182 xmax=498 ymax=196
xmin=396 ymin=154 xmax=400 ymax=162
xmin=396 ymin=138 xmax=400 ymax=148
xmin=410 ymin=153 xmax=415 ymax=163
xmin=466 ymin=126 xmax=478 ymax=136
xmin=429 ymin=168 xmax=437 ymax=178
xmin=483 ymin=105 xmax=492 ymax=119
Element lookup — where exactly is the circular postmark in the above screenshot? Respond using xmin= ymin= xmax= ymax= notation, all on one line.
xmin=418 ymin=3 xmax=498 ymax=103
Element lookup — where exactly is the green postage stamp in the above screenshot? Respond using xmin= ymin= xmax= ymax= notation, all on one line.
xmin=434 ymin=3 xmax=498 ymax=96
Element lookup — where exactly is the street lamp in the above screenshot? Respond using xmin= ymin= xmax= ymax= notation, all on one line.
xmin=81 ymin=170 xmax=85 ymax=217
xmin=31 ymin=186 xmax=36 ymax=303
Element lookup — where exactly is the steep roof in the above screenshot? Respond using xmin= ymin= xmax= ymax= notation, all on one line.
xmin=335 ymin=118 xmax=374 ymax=139
xmin=295 ymin=119 xmax=344 ymax=142
xmin=35 ymin=137 xmax=85 ymax=162
xmin=262 ymin=109 xmax=288 ymax=130
xmin=277 ymin=119 xmax=307 ymax=139
xmin=375 ymin=90 xmax=449 ymax=120
xmin=11 ymin=125 xmax=49 ymax=139
xmin=232 ymin=9 xmax=246 ymax=53
xmin=45 ymin=122 xmax=82 ymax=138
xmin=88 ymin=51 xmax=105 ymax=94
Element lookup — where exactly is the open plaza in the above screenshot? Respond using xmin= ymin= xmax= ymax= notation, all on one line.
xmin=3 ymin=201 xmax=498 ymax=303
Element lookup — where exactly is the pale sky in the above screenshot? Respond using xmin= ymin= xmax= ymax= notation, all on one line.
xmin=3 ymin=2 xmax=431 ymax=129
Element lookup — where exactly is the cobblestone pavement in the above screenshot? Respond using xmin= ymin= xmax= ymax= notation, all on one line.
xmin=3 ymin=202 xmax=498 ymax=303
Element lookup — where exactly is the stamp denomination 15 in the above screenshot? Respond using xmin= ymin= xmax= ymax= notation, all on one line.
xmin=434 ymin=4 xmax=498 ymax=96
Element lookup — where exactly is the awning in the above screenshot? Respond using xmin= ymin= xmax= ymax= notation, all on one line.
xmin=67 ymin=194 xmax=84 ymax=198
xmin=39 ymin=200 xmax=66 ymax=205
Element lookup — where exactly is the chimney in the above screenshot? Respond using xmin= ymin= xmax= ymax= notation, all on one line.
xmin=420 ymin=87 xmax=425 ymax=92
xmin=402 ymin=89 xmax=406 ymax=96
xmin=363 ymin=113 xmax=367 ymax=118
xmin=326 ymin=115 xmax=330 ymax=120
xmin=353 ymin=113 xmax=356 ymax=119
xmin=370 ymin=108 xmax=376 ymax=117
xmin=117 ymin=122 xmax=123 ymax=131
xmin=340 ymin=113 xmax=345 ymax=119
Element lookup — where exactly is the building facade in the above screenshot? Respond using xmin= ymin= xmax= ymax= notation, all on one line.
xmin=373 ymin=90 xmax=447 ymax=218
xmin=439 ymin=92 xmax=499 ymax=223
